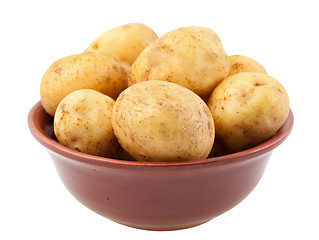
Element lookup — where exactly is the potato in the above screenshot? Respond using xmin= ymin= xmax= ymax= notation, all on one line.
xmin=129 ymin=26 xmax=230 ymax=98
xmin=85 ymin=23 xmax=158 ymax=65
xmin=207 ymin=72 xmax=289 ymax=153
xmin=112 ymin=80 xmax=215 ymax=162
xmin=121 ymin=61 xmax=131 ymax=75
xmin=228 ymin=55 xmax=267 ymax=76
xmin=54 ymin=89 xmax=121 ymax=157
xmin=40 ymin=52 xmax=127 ymax=116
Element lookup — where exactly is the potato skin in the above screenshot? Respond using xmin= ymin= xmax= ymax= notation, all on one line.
xmin=112 ymin=80 xmax=215 ymax=162
xmin=129 ymin=26 xmax=230 ymax=98
xmin=121 ymin=61 xmax=131 ymax=75
xmin=54 ymin=89 xmax=120 ymax=157
xmin=85 ymin=23 xmax=158 ymax=65
xmin=207 ymin=72 xmax=289 ymax=153
xmin=228 ymin=55 xmax=267 ymax=76
xmin=40 ymin=52 xmax=127 ymax=116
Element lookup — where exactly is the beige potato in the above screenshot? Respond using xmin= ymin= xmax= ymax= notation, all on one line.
xmin=129 ymin=26 xmax=230 ymax=98
xmin=121 ymin=61 xmax=131 ymax=75
xmin=40 ymin=52 xmax=128 ymax=116
xmin=207 ymin=72 xmax=289 ymax=153
xmin=228 ymin=55 xmax=267 ymax=76
xmin=85 ymin=23 xmax=158 ymax=65
xmin=54 ymin=89 xmax=121 ymax=157
xmin=112 ymin=80 xmax=215 ymax=162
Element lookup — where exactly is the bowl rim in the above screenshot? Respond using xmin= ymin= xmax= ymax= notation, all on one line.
xmin=28 ymin=101 xmax=293 ymax=168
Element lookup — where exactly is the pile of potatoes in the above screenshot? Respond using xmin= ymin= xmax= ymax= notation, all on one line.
xmin=40 ymin=23 xmax=290 ymax=162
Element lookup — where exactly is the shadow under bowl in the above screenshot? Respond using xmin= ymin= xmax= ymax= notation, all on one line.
xmin=28 ymin=101 xmax=293 ymax=231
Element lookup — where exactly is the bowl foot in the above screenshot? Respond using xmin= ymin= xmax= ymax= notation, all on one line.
xmin=112 ymin=219 xmax=212 ymax=231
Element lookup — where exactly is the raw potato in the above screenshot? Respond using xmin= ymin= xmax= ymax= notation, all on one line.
xmin=40 ymin=52 xmax=128 ymax=116
xmin=207 ymin=72 xmax=289 ymax=153
xmin=129 ymin=26 xmax=230 ymax=98
xmin=54 ymin=89 xmax=120 ymax=157
xmin=121 ymin=61 xmax=131 ymax=75
xmin=112 ymin=80 xmax=215 ymax=162
xmin=85 ymin=23 xmax=158 ymax=65
xmin=228 ymin=55 xmax=267 ymax=76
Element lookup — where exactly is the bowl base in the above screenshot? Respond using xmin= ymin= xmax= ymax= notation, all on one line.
xmin=112 ymin=219 xmax=212 ymax=231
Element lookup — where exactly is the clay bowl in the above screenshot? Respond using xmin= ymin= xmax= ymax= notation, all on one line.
xmin=28 ymin=101 xmax=293 ymax=231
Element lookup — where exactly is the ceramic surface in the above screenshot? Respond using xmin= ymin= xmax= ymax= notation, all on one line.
xmin=28 ymin=101 xmax=293 ymax=230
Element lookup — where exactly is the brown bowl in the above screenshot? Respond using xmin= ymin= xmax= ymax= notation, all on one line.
xmin=28 ymin=101 xmax=293 ymax=231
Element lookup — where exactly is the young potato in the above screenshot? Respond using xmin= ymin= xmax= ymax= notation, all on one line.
xmin=40 ymin=52 xmax=127 ymax=116
xmin=207 ymin=72 xmax=290 ymax=153
xmin=121 ymin=61 xmax=131 ymax=75
xmin=85 ymin=23 xmax=158 ymax=65
xmin=112 ymin=80 xmax=215 ymax=162
xmin=129 ymin=26 xmax=230 ymax=99
xmin=228 ymin=55 xmax=267 ymax=76
xmin=54 ymin=89 xmax=121 ymax=157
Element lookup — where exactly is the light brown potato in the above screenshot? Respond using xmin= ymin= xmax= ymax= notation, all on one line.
xmin=207 ymin=72 xmax=289 ymax=153
xmin=112 ymin=80 xmax=215 ymax=162
xmin=85 ymin=23 xmax=158 ymax=65
xmin=54 ymin=89 xmax=121 ymax=157
xmin=228 ymin=55 xmax=267 ymax=76
xmin=40 ymin=52 xmax=127 ymax=116
xmin=121 ymin=61 xmax=131 ymax=75
xmin=129 ymin=26 xmax=230 ymax=98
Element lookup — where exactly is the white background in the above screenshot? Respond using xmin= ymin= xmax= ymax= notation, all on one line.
xmin=1 ymin=0 xmax=318 ymax=239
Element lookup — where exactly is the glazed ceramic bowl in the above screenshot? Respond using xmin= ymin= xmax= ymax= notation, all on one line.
xmin=28 ymin=101 xmax=293 ymax=231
